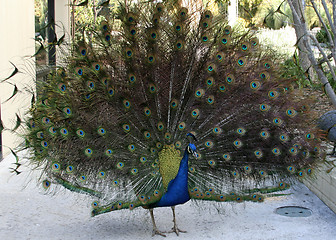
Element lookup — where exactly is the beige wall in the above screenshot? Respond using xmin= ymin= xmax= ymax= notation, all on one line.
xmin=0 ymin=0 xmax=71 ymax=159
xmin=0 ymin=0 xmax=35 ymax=158
xmin=55 ymin=0 xmax=71 ymax=63
xmin=304 ymin=164 xmax=336 ymax=213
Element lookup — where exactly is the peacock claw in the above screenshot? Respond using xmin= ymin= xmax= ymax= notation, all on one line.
xmin=152 ymin=228 xmax=166 ymax=237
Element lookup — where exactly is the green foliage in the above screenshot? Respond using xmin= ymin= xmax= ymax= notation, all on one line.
xmin=238 ymin=0 xmax=263 ymax=27
xmin=305 ymin=1 xmax=332 ymax=29
xmin=73 ymin=0 xmax=118 ymax=27
xmin=35 ymin=0 xmax=48 ymax=39
xmin=73 ymin=0 xmax=119 ymax=41
xmin=280 ymin=52 xmax=312 ymax=88
xmin=316 ymin=25 xmax=334 ymax=44
xmin=252 ymin=0 xmax=329 ymax=30
xmin=35 ymin=0 xmax=47 ymax=64
xmin=326 ymin=67 xmax=336 ymax=90
xmin=253 ymin=0 xmax=292 ymax=29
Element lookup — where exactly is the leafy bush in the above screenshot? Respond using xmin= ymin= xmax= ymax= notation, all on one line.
xmin=280 ymin=53 xmax=312 ymax=88
xmin=316 ymin=25 xmax=334 ymax=44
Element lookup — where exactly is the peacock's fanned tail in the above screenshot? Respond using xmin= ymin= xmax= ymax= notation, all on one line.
xmin=26 ymin=1 xmax=322 ymax=213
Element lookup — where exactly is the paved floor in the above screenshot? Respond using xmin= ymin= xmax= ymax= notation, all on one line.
xmin=1 ymin=153 xmax=336 ymax=240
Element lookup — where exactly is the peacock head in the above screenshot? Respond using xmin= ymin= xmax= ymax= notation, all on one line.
xmin=186 ymin=133 xmax=197 ymax=157
xmin=186 ymin=143 xmax=197 ymax=158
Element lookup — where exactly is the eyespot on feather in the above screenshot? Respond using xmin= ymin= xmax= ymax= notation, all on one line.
xmin=220 ymin=35 xmax=231 ymax=47
xmin=144 ymin=131 xmax=151 ymax=139
xmin=100 ymin=20 xmax=109 ymax=31
xmin=201 ymin=19 xmax=211 ymax=29
xmin=203 ymin=10 xmax=213 ymax=21
xmin=250 ymin=37 xmax=259 ymax=47
xmin=179 ymin=7 xmax=188 ymax=19
xmin=207 ymin=63 xmax=216 ymax=73
xmin=126 ymin=12 xmax=137 ymax=25
xmin=155 ymin=3 xmax=164 ymax=14
xmin=223 ymin=25 xmax=232 ymax=35
xmin=212 ymin=126 xmax=222 ymax=135
xmin=152 ymin=14 xmax=161 ymax=24
xmin=147 ymin=53 xmax=156 ymax=64
xmin=76 ymin=129 xmax=85 ymax=138
xmin=125 ymin=47 xmax=133 ymax=58
xmin=174 ymin=22 xmax=183 ymax=33
xmin=175 ymin=39 xmax=184 ymax=50
xmin=206 ymin=95 xmax=215 ymax=105
xmin=104 ymin=32 xmax=111 ymax=41
xmin=144 ymin=107 xmax=151 ymax=117
xmin=75 ymin=67 xmax=84 ymax=76
xmin=206 ymin=77 xmax=215 ymax=87
xmin=178 ymin=122 xmax=186 ymax=131
xmin=170 ymin=99 xmax=178 ymax=109
xmin=129 ymin=26 xmax=137 ymax=37
xmin=42 ymin=180 xmax=51 ymax=189
xmin=260 ymin=130 xmax=270 ymax=139
xmin=216 ymin=52 xmax=224 ymax=62
xmin=191 ymin=109 xmax=200 ymax=118
xmin=195 ymin=88 xmax=205 ymax=98
xmin=92 ymin=62 xmax=101 ymax=71
xmin=201 ymin=34 xmax=210 ymax=43
xmin=240 ymin=42 xmax=250 ymax=52
xmin=260 ymin=71 xmax=270 ymax=80
xmin=84 ymin=147 xmax=93 ymax=157
xmin=157 ymin=122 xmax=164 ymax=131
xmin=226 ymin=74 xmax=235 ymax=84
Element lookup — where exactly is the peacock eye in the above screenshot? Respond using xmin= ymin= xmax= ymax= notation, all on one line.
xmin=187 ymin=146 xmax=191 ymax=153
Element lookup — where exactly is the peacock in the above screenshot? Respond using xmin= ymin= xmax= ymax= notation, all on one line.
xmin=22 ymin=1 xmax=324 ymax=237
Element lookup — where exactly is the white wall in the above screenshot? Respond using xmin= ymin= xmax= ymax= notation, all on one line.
xmin=55 ymin=0 xmax=71 ymax=63
xmin=0 ymin=0 xmax=35 ymax=158
xmin=0 ymin=0 xmax=71 ymax=159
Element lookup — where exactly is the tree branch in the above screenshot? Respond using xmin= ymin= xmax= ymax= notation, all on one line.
xmin=288 ymin=0 xmax=336 ymax=107
xmin=310 ymin=0 xmax=334 ymax=48
xmin=317 ymin=53 xmax=333 ymax=65
xmin=309 ymin=33 xmax=336 ymax=82
xmin=321 ymin=0 xmax=336 ymax=37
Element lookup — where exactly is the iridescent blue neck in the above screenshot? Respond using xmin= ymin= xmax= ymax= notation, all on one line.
xmin=176 ymin=148 xmax=189 ymax=180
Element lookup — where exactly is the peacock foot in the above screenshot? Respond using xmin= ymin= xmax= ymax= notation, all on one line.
xmin=164 ymin=225 xmax=187 ymax=236
xmin=152 ymin=228 xmax=166 ymax=237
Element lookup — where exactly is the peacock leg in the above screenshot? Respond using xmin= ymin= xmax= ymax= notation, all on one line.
xmin=149 ymin=209 xmax=166 ymax=237
xmin=327 ymin=144 xmax=336 ymax=156
xmin=165 ymin=206 xmax=187 ymax=236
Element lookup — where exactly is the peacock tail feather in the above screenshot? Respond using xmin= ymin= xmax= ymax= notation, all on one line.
xmin=25 ymin=1 xmax=322 ymax=215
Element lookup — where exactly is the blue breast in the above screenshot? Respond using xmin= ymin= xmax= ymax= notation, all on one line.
xmin=154 ymin=150 xmax=190 ymax=207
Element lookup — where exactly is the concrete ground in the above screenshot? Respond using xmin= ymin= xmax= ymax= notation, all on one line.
xmin=1 ymin=153 xmax=336 ymax=240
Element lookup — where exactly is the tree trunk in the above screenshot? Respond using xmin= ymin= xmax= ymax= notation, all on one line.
xmin=290 ymin=0 xmax=314 ymax=80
